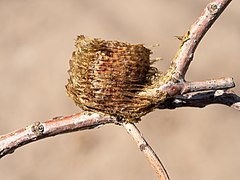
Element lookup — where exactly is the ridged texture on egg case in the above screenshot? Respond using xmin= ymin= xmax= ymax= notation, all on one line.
xmin=66 ymin=35 xmax=159 ymax=121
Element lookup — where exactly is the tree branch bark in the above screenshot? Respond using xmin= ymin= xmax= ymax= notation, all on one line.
xmin=123 ymin=123 xmax=170 ymax=180
xmin=169 ymin=0 xmax=232 ymax=80
xmin=0 ymin=0 xmax=236 ymax=180
xmin=158 ymin=90 xmax=240 ymax=111
xmin=0 ymin=112 xmax=170 ymax=180
xmin=163 ymin=77 xmax=235 ymax=96
xmin=0 ymin=112 xmax=115 ymax=158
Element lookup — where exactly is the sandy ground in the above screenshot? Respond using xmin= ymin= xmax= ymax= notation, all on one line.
xmin=0 ymin=0 xmax=239 ymax=180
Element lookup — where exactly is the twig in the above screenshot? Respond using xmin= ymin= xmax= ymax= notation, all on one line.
xmin=0 ymin=112 xmax=115 ymax=158
xmin=180 ymin=77 xmax=235 ymax=94
xmin=0 ymin=0 xmax=236 ymax=180
xmin=0 ymin=112 xmax=169 ymax=179
xmin=141 ymin=0 xmax=233 ymax=105
xmin=163 ymin=77 xmax=235 ymax=96
xmin=123 ymin=123 xmax=169 ymax=180
xmin=170 ymin=0 xmax=232 ymax=80
xmin=158 ymin=90 xmax=240 ymax=111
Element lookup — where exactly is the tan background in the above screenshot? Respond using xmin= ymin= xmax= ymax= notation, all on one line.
xmin=0 ymin=0 xmax=239 ymax=179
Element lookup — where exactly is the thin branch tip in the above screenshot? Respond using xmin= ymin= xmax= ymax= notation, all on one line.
xmin=122 ymin=123 xmax=170 ymax=180
xmin=171 ymin=0 xmax=232 ymax=80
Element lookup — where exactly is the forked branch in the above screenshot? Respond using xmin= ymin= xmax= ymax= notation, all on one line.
xmin=0 ymin=0 xmax=236 ymax=180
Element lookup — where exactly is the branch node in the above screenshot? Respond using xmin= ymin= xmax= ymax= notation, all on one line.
xmin=139 ymin=143 xmax=147 ymax=151
xmin=31 ymin=122 xmax=44 ymax=136
xmin=214 ymin=89 xmax=225 ymax=96
xmin=208 ymin=3 xmax=219 ymax=14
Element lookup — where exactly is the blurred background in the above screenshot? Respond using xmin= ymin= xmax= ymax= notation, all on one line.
xmin=0 ymin=0 xmax=239 ymax=179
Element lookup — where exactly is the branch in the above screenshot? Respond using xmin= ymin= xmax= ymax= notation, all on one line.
xmin=180 ymin=77 xmax=235 ymax=94
xmin=141 ymin=0 xmax=234 ymax=106
xmin=163 ymin=77 xmax=235 ymax=96
xmin=0 ymin=112 xmax=169 ymax=180
xmin=123 ymin=123 xmax=169 ymax=180
xmin=158 ymin=90 xmax=240 ymax=111
xmin=0 ymin=112 xmax=115 ymax=158
xmin=169 ymin=0 xmax=232 ymax=80
xmin=0 ymin=1 xmax=235 ymax=180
